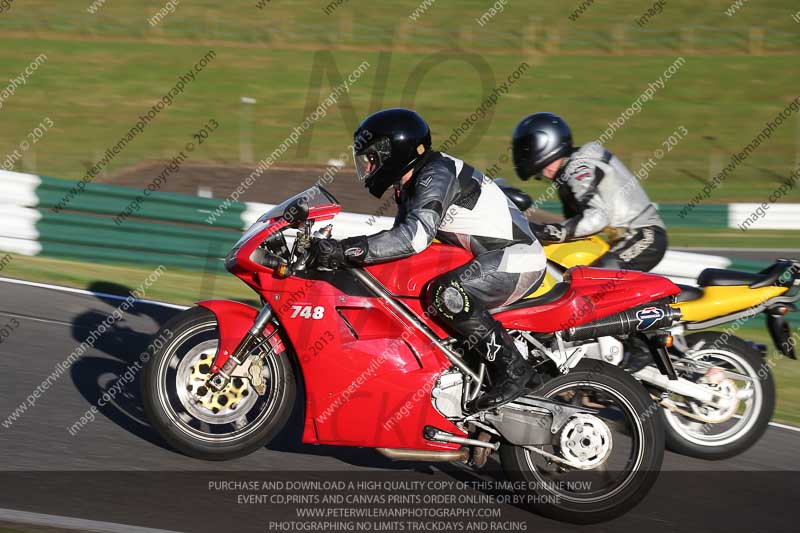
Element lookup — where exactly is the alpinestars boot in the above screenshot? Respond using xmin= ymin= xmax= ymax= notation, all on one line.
xmin=469 ymin=327 xmax=533 ymax=411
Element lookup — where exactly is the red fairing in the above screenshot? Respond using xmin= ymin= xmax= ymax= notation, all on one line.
xmin=257 ymin=273 xmax=464 ymax=449
xmin=493 ymin=267 xmax=680 ymax=333
xmin=197 ymin=300 xmax=283 ymax=373
xmin=199 ymin=290 xmax=463 ymax=449
xmin=227 ymin=204 xmax=342 ymax=284
xmin=366 ymin=243 xmax=473 ymax=297
xmin=205 ymin=200 xmax=679 ymax=453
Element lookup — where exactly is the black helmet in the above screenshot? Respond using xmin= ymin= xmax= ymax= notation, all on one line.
xmin=353 ymin=108 xmax=432 ymax=198
xmin=512 ymin=113 xmax=573 ymax=180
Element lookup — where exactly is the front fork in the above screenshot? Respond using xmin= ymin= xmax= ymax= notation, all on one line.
xmin=207 ymin=303 xmax=275 ymax=392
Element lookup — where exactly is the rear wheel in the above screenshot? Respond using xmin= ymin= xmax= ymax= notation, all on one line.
xmin=142 ymin=306 xmax=296 ymax=460
xmin=661 ymin=331 xmax=774 ymax=460
xmin=500 ymin=360 xmax=664 ymax=524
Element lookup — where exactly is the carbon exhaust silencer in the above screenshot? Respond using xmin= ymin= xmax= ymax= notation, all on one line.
xmin=563 ymin=304 xmax=681 ymax=342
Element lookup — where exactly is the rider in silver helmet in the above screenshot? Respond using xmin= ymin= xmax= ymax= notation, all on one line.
xmin=512 ymin=112 xmax=667 ymax=272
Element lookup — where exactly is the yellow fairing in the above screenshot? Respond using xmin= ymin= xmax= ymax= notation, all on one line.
xmin=529 ymin=272 xmax=559 ymax=297
xmin=544 ymin=236 xmax=610 ymax=269
xmin=528 ymin=234 xmax=788 ymax=324
xmin=528 ymin=236 xmax=611 ymax=297
xmin=673 ymin=285 xmax=788 ymax=322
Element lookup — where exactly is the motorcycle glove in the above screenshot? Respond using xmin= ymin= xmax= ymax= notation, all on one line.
xmin=530 ymin=222 xmax=567 ymax=244
xmin=310 ymin=236 xmax=369 ymax=270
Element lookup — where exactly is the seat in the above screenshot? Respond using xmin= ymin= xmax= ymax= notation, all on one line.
xmin=697 ymin=260 xmax=792 ymax=288
xmin=490 ymin=282 xmax=570 ymax=313
xmin=697 ymin=268 xmax=767 ymax=287
xmin=750 ymin=260 xmax=795 ymax=288
xmin=674 ymin=284 xmax=704 ymax=303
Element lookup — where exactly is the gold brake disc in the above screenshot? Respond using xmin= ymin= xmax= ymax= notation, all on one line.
xmin=187 ymin=352 xmax=251 ymax=413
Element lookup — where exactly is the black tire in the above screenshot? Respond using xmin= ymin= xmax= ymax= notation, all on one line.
xmin=661 ymin=331 xmax=775 ymax=460
xmin=500 ymin=360 xmax=664 ymax=524
xmin=141 ymin=306 xmax=296 ymax=460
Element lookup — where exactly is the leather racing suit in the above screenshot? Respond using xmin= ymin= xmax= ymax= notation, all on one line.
xmin=535 ymin=141 xmax=667 ymax=272
xmin=340 ymin=151 xmax=547 ymax=409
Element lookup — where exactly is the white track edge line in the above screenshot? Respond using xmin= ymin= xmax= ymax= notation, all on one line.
xmin=0 ymin=276 xmax=189 ymax=310
xmin=733 ymin=416 xmax=800 ymax=433
xmin=673 ymin=247 xmax=800 ymax=253
xmin=0 ymin=507 xmax=183 ymax=533
xmin=768 ymin=421 xmax=800 ymax=433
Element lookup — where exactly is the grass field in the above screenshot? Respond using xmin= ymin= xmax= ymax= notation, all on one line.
xmin=2 ymin=252 xmax=798 ymax=425
xmin=2 ymin=1 xmax=799 ymax=50
xmin=668 ymin=228 xmax=800 ymax=249
xmin=0 ymin=1 xmax=799 ymax=204
xmin=728 ymin=323 xmax=800 ymax=426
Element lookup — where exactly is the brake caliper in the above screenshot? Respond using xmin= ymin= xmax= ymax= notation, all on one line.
xmin=190 ymin=352 xmax=252 ymax=412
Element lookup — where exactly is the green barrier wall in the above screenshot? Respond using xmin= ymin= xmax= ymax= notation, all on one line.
xmin=0 ymin=174 xmax=763 ymax=274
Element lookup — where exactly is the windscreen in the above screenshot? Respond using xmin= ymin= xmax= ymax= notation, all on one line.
xmin=230 ymin=186 xmax=338 ymax=252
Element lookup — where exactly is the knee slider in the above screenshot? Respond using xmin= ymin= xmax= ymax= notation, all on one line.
xmin=428 ymin=278 xmax=472 ymax=320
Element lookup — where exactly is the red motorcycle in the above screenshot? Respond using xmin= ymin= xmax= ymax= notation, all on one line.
xmin=142 ymin=186 xmax=683 ymax=523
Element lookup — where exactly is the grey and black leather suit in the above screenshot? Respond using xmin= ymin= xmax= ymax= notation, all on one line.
xmin=540 ymin=141 xmax=667 ymax=272
xmin=345 ymin=151 xmax=546 ymax=360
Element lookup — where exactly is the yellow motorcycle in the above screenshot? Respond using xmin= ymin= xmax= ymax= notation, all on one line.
xmin=533 ymin=235 xmax=795 ymax=460
xmin=497 ymin=182 xmax=791 ymax=459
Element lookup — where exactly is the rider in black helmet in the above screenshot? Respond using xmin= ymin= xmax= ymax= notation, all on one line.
xmin=512 ymin=112 xmax=667 ymax=272
xmin=310 ymin=108 xmax=547 ymax=411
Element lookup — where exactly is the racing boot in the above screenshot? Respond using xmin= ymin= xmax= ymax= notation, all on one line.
xmin=469 ymin=326 xmax=533 ymax=412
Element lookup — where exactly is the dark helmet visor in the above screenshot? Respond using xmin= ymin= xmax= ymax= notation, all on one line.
xmin=353 ymin=136 xmax=392 ymax=183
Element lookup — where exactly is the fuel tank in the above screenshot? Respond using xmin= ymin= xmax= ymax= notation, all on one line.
xmin=365 ymin=243 xmax=473 ymax=297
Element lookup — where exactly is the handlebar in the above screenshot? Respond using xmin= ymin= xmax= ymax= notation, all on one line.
xmin=260 ymin=223 xmax=333 ymax=276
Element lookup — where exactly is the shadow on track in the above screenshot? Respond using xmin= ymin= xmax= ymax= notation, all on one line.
xmin=69 ymin=281 xmax=179 ymax=450
xmin=65 ymin=282 xmax=430 ymax=468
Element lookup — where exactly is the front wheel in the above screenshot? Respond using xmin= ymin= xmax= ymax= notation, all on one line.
xmin=141 ymin=306 xmax=296 ymax=460
xmin=500 ymin=360 xmax=664 ymax=524
xmin=661 ymin=331 xmax=775 ymax=460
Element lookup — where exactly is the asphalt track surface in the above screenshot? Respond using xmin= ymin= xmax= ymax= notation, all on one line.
xmin=0 ymin=279 xmax=797 ymax=533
